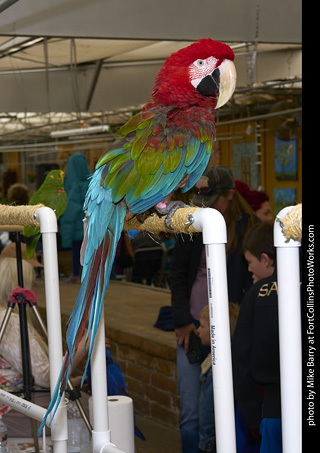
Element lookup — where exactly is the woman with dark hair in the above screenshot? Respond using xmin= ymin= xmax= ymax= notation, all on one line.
xmin=169 ymin=166 xmax=259 ymax=453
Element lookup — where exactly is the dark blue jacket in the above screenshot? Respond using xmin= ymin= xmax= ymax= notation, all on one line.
xmin=232 ymin=270 xmax=280 ymax=430
xmin=59 ymin=153 xmax=91 ymax=249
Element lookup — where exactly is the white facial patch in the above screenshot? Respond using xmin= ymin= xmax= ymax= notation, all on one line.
xmin=189 ymin=56 xmax=219 ymax=89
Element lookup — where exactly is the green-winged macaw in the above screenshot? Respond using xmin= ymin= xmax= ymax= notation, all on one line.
xmin=39 ymin=38 xmax=236 ymax=431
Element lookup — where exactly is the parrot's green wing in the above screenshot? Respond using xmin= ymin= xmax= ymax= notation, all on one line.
xmin=23 ymin=169 xmax=67 ymax=258
xmin=97 ymin=105 xmax=215 ymax=208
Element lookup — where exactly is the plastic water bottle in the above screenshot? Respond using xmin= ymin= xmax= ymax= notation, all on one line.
xmin=67 ymin=400 xmax=91 ymax=453
xmin=67 ymin=401 xmax=81 ymax=453
xmin=0 ymin=416 xmax=8 ymax=453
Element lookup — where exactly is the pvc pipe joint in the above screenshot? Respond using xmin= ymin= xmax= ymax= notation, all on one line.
xmin=34 ymin=206 xmax=58 ymax=233
xmin=192 ymin=208 xmax=227 ymax=244
xmin=92 ymin=431 xmax=126 ymax=453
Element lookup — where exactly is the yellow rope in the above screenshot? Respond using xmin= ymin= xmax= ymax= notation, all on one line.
xmin=279 ymin=203 xmax=302 ymax=242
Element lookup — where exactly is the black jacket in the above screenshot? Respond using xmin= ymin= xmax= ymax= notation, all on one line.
xmin=232 ymin=270 xmax=281 ymax=430
xmin=169 ymin=211 xmax=254 ymax=328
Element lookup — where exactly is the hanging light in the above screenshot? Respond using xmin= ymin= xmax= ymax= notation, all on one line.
xmin=50 ymin=125 xmax=110 ymax=138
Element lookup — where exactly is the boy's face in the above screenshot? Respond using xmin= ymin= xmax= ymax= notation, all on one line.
xmin=244 ymin=250 xmax=274 ymax=284
xmin=198 ymin=318 xmax=211 ymax=347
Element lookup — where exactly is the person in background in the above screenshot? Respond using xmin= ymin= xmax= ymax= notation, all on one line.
xmin=1 ymin=183 xmax=31 ymax=250
xmin=0 ymin=242 xmax=91 ymax=436
xmin=0 ymin=231 xmax=10 ymax=251
xmin=59 ymin=153 xmax=92 ymax=283
xmin=0 ymin=244 xmax=49 ymax=436
xmin=7 ymin=183 xmax=30 ymax=206
xmin=169 ymin=165 xmax=259 ymax=453
xmin=232 ymin=221 xmax=282 ymax=453
xmin=235 ymin=180 xmax=273 ymax=222
xmin=197 ymin=302 xmax=240 ymax=453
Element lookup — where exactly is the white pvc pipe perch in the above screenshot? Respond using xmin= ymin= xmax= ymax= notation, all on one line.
xmin=274 ymin=207 xmax=302 ymax=453
xmin=34 ymin=207 xmax=68 ymax=453
xmin=192 ymin=208 xmax=237 ymax=453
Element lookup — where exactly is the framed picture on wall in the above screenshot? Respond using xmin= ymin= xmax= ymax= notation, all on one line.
xmin=275 ymin=137 xmax=298 ymax=180
xmin=274 ymin=188 xmax=296 ymax=217
xmin=232 ymin=142 xmax=260 ymax=188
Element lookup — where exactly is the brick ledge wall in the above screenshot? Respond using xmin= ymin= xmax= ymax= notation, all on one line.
xmin=106 ymin=325 xmax=181 ymax=430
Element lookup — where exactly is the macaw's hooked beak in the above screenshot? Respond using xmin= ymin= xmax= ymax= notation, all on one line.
xmin=196 ymin=59 xmax=237 ymax=109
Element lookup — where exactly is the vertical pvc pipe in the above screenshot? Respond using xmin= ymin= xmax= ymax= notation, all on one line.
xmin=35 ymin=207 xmax=68 ymax=453
xmin=90 ymin=306 xmax=111 ymax=450
xmin=90 ymin=306 xmax=127 ymax=453
xmin=90 ymin=307 xmax=110 ymax=451
xmin=193 ymin=208 xmax=236 ymax=453
xmin=274 ymin=207 xmax=301 ymax=453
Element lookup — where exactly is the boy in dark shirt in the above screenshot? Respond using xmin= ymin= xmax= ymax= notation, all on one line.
xmin=232 ymin=221 xmax=282 ymax=453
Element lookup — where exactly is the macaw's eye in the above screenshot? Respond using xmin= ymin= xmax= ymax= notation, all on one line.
xmin=194 ymin=59 xmax=205 ymax=68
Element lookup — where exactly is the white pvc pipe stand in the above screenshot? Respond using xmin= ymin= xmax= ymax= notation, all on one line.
xmin=274 ymin=206 xmax=302 ymax=453
xmin=35 ymin=207 xmax=68 ymax=453
xmin=90 ymin=306 xmax=127 ymax=453
xmin=192 ymin=208 xmax=237 ymax=453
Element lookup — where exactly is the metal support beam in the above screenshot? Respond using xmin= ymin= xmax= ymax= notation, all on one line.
xmin=84 ymin=59 xmax=103 ymax=111
xmin=0 ymin=0 xmax=20 ymax=14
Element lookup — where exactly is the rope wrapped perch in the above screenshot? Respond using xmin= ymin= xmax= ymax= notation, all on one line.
xmin=0 ymin=203 xmax=200 ymax=235
xmin=0 ymin=203 xmax=302 ymax=241
xmin=123 ymin=206 xmax=200 ymax=235
xmin=279 ymin=203 xmax=302 ymax=242
xmin=0 ymin=204 xmax=45 ymax=231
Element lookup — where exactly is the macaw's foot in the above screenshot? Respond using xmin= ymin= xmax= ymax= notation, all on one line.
xmin=155 ymin=200 xmax=187 ymax=230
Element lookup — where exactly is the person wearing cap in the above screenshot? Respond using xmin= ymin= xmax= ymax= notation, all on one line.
xmin=169 ymin=165 xmax=259 ymax=453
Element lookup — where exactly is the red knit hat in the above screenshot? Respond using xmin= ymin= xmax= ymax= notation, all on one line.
xmin=244 ymin=190 xmax=269 ymax=211
xmin=235 ymin=180 xmax=269 ymax=211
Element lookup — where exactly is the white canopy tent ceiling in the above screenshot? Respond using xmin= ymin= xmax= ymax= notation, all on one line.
xmin=0 ymin=0 xmax=301 ymax=149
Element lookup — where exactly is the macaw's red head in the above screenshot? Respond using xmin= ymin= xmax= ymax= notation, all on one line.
xmin=152 ymin=38 xmax=236 ymax=110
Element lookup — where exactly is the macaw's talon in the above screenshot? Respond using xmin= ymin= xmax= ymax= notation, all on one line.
xmin=162 ymin=201 xmax=187 ymax=230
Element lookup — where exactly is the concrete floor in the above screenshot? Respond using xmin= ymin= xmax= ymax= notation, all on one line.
xmin=34 ymin=277 xmax=182 ymax=453
xmin=135 ymin=414 xmax=181 ymax=453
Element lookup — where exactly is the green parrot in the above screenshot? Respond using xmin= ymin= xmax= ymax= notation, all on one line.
xmin=23 ymin=169 xmax=67 ymax=258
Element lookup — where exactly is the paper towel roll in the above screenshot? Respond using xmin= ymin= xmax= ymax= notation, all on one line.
xmin=89 ymin=395 xmax=135 ymax=453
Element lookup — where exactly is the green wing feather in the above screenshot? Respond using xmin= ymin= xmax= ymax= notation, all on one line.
xmin=23 ymin=169 xmax=67 ymax=258
xmin=97 ymin=105 xmax=215 ymax=208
